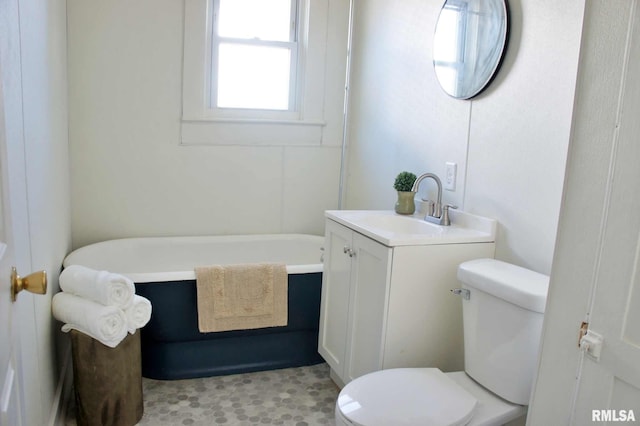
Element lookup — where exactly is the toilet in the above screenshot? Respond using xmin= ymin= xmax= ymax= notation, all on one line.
xmin=335 ymin=258 xmax=549 ymax=426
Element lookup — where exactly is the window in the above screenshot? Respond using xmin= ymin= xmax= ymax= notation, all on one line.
xmin=181 ymin=0 xmax=349 ymax=146
xmin=212 ymin=0 xmax=298 ymax=111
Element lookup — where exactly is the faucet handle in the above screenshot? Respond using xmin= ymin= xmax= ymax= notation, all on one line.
xmin=442 ymin=204 xmax=458 ymax=226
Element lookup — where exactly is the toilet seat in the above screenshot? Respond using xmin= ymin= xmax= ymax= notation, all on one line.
xmin=336 ymin=368 xmax=477 ymax=426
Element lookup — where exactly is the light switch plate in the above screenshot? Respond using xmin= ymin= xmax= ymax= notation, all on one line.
xmin=445 ymin=162 xmax=457 ymax=191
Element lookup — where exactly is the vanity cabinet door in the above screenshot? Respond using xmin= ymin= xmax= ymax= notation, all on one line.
xmin=318 ymin=219 xmax=353 ymax=375
xmin=344 ymin=232 xmax=392 ymax=383
xmin=318 ymin=220 xmax=392 ymax=385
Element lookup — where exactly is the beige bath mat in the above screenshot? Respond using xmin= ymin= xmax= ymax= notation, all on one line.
xmin=195 ymin=263 xmax=288 ymax=332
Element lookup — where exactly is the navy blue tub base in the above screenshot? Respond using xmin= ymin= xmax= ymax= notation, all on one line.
xmin=135 ymin=272 xmax=324 ymax=380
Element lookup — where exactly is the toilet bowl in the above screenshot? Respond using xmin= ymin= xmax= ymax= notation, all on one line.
xmin=335 ymin=369 xmax=526 ymax=426
xmin=334 ymin=259 xmax=549 ymax=426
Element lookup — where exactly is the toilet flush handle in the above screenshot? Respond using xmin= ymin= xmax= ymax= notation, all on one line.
xmin=450 ymin=288 xmax=470 ymax=300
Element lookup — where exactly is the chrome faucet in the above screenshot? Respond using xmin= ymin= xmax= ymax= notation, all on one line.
xmin=411 ymin=173 xmax=457 ymax=225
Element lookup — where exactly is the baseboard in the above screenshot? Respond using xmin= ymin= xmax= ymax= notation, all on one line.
xmin=329 ymin=367 xmax=346 ymax=389
xmin=47 ymin=343 xmax=72 ymax=426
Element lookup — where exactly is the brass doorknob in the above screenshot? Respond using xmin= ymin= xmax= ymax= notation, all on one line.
xmin=11 ymin=267 xmax=47 ymax=302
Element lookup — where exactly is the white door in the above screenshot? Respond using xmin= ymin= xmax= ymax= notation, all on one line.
xmin=0 ymin=1 xmax=47 ymax=425
xmin=570 ymin=3 xmax=640 ymax=422
xmin=528 ymin=1 xmax=640 ymax=423
xmin=0 ymin=64 xmax=24 ymax=426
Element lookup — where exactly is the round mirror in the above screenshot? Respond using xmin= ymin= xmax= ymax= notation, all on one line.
xmin=433 ymin=0 xmax=509 ymax=99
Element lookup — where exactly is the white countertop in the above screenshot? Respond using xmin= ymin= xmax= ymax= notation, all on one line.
xmin=325 ymin=210 xmax=496 ymax=247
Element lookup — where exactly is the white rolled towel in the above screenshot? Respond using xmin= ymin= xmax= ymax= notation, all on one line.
xmin=52 ymin=292 xmax=128 ymax=348
xmin=60 ymin=265 xmax=135 ymax=309
xmin=124 ymin=295 xmax=152 ymax=334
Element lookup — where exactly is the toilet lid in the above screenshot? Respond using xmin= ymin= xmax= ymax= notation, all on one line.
xmin=337 ymin=368 xmax=477 ymax=426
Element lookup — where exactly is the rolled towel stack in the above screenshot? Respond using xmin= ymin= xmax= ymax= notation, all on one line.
xmin=52 ymin=265 xmax=152 ymax=348
xmin=59 ymin=265 xmax=135 ymax=309
xmin=125 ymin=295 xmax=153 ymax=334
xmin=52 ymin=293 xmax=127 ymax=348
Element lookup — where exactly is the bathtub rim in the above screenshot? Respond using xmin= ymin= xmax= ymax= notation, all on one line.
xmin=63 ymin=233 xmax=324 ymax=283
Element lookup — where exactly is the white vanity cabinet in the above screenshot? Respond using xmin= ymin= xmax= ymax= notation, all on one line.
xmin=318 ymin=212 xmax=496 ymax=387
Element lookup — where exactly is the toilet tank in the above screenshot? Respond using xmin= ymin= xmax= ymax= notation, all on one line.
xmin=457 ymin=259 xmax=549 ymax=405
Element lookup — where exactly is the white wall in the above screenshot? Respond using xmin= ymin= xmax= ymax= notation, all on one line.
xmin=67 ymin=0 xmax=347 ymax=249
xmin=344 ymin=0 xmax=470 ymax=212
xmin=344 ymin=0 xmax=585 ymax=274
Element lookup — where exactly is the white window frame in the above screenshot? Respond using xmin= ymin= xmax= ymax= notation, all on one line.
xmin=181 ymin=0 xmax=334 ymax=146
xmin=210 ymin=0 xmax=299 ymax=115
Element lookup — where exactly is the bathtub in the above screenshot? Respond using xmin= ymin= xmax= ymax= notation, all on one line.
xmin=63 ymin=234 xmax=325 ymax=380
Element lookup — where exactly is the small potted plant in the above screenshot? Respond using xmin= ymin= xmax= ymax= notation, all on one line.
xmin=393 ymin=171 xmax=417 ymax=214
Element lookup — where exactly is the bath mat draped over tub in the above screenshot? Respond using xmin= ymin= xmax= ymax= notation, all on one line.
xmin=195 ymin=263 xmax=288 ymax=332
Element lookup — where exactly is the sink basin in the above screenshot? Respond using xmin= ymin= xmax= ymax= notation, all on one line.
xmin=325 ymin=210 xmax=496 ymax=246
xmin=356 ymin=213 xmax=445 ymax=235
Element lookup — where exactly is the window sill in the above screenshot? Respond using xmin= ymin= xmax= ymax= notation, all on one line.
xmin=180 ymin=118 xmax=327 ymax=146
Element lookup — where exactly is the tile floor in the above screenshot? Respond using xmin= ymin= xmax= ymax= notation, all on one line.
xmin=65 ymin=363 xmax=340 ymax=426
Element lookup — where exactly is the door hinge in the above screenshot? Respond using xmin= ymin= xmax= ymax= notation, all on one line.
xmin=578 ymin=321 xmax=589 ymax=347
xmin=580 ymin=329 xmax=604 ymax=361
xmin=578 ymin=321 xmax=604 ymax=361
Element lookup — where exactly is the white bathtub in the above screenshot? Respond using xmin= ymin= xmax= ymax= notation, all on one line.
xmin=62 ymin=233 xmax=326 ymax=380
xmin=63 ymin=233 xmax=324 ymax=282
